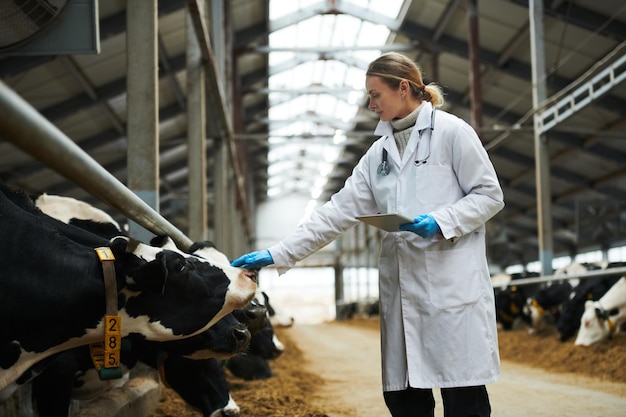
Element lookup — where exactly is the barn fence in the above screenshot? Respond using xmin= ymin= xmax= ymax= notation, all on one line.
xmin=494 ymin=265 xmax=626 ymax=288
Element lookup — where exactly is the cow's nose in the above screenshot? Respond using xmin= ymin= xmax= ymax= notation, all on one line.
xmin=245 ymin=305 xmax=267 ymax=333
xmin=233 ymin=326 xmax=251 ymax=350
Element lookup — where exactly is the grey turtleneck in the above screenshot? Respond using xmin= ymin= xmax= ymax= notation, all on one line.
xmin=390 ymin=104 xmax=423 ymax=158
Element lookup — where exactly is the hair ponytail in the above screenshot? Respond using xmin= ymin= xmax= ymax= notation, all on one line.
xmin=422 ymin=83 xmax=445 ymax=108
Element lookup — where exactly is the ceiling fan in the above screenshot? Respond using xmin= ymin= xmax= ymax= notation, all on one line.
xmin=0 ymin=0 xmax=68 ymax=52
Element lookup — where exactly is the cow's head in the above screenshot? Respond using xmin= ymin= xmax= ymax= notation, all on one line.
xmin=574 ymin=301 xmax=618 ymax=346
xmin=233 ymin=299 xmax=268 ymax=334
xmin=246 ymin=291 xmax=285 ymax=360
xmin=109 ymin=237 xmax=257 ymax=340
xmin=160 ymin=357 xmax=239 ymax=416
xmin=557 ymin=292 xmax=589 ymax=341
xmin=157 ymin=312 xmax=251 ymax=361
xmin=527 ymin=299 xmax=548 ymax=333
xmin=494 ymin=286 xmax=528 ymax=330
xmin=152 ymin=290 xmax=268 ymax=361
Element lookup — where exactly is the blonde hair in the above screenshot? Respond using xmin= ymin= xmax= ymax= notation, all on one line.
xmin=366 ymin=52 xmax=445 ymax=108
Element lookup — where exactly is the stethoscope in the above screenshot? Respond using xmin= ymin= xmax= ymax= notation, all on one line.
xmin=378 ymin=108 xmax=436 ymax=176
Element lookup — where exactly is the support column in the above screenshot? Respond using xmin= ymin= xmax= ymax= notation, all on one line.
xmin=467 ymin=0 xmax=483 ymax=130
xmin=126 ymin=0 xmax=159 ymax=243
xmin=529 ymin=0 xmax=554 ymax=274
xmin=214 ymin=138 xmax=229 ymax=254
xmin=186 ymin=4 xmax=208 ymax=242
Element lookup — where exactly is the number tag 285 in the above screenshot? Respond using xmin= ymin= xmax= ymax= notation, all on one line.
xmin=104 ymin=314 xmax=121 ymax=367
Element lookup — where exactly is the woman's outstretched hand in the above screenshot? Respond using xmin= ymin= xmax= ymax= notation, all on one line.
xmin=399 ymin=214 xmax=440 ymax=238
xmin=231 ymin=249 xmax=274 ymax=269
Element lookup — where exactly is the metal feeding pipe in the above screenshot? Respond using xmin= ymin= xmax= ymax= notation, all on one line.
xmin=0 ymin=80 xmax=193 ymax=251
xmin=497 ymin=267 xmax=626 ymax=288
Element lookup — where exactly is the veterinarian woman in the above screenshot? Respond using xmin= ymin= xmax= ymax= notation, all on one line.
xmin=232 ymin=51 xmax=504 ymax=417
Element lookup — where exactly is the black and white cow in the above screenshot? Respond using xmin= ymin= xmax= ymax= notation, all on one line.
xmin=30 ymin=308 xmax=252 ymax=417
xmin=157 ymin=357 xmax=239 ymax=417
xmin=523 ymin=262 xmax=593 ymax=335
xmin=29 ymin=264 xmax=265 ymax=417
xmin=146 ymin=299 xmax=270 ymax=417
xmin=259 ymin=291 xmax=295 ymax=328
xmin=33 ymin=192 xmax=125 ymax=244
xmin=0 ymin=183 xmax=257 ymax=396
xmin=556 ymin=263 xmax=622 ymax=342
xmin=493 ymin=271 xmax=541 ymax=330
xmin=29 ymin=194 xmax=268 ymax=416
xmin=225 ymin=291 xmax=285 ymax=381
xmin=575 ymin=276 xmax=626 ymax=346
xmin=33 ymin=193 xmax=122 ymax=231
xmin=526 ymin=281 xmax=573 ymax=334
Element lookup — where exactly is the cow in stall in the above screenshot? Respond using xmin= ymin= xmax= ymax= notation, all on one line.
xmin=30 ymin=196 xmax=265 ymax=416
xmin=259 ymin=291 xmax=294 ymax=328
xmin=156 ymin=357 xmax=239 ymax=417
xmin=0 ymin=184 xmax=257 ymax=399
xmin=493 ymin=271 xmax=541 ymax=331
xmin=148 ymin=294 xmax=274 ymax=417
xmin=225 ymin=291 xmax=286 ymax=381
xmin=575 ymin=276 xmax=626 ymax=346
xmin=556 ymin=262 xmax=623 ymax=342
xmin=530 ymin=262 xmax=581 ymax=338
xmin=182 ymin=245 xmax=286 ymax=379
xmin=521 ymin=262 xmax=587 ymax=335
xmin=30 ymin=306 xmax=254 ymax=417
xmin=526 ymin=281 xmax=573 ymax=334
xmin=33 ymin=193 xmax=122 ymax=231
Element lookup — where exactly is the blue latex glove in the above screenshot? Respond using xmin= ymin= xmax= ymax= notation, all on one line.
xmin=399 ymin=214 xmax=440 ymax=238
xmin=231 ymin=249 xmax=274 ymax=269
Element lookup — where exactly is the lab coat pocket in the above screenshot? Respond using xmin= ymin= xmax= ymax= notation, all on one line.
xmin=414 ymin=165 xmax=457 ymax=207
xmin=425 ymin=249 xmax=480 ymax=309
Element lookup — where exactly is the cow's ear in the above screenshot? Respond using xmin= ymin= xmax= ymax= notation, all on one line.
xmin=109 ymin=236 xmax=147 ymax=276
xmin=127 ymin=250 xmax=183 ymax=292
xmin=158 ymin=250 xmax=188 ymax=274
xmin=189 ymin=240 xmax=217 ymax=253
xmin=109 ymin=236 xmax=129 ymax=255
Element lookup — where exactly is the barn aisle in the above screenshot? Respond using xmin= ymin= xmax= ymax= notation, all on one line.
xmin=490 ymin=360 xmax=626 ymax=416
xmin=286 ymin=321 xmax=392 ymax=417
xmin=288 ymin=320 xmax=626 ymax=417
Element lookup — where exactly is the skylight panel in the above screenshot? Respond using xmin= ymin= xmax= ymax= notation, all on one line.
xmin=357 ymin=20 xmax=391 ymax=46
xmin=320 ymin=61 xmax=349 ymax=86
xmin=269 ymin=25 xmax=297 ymax=48
xmin=316 ymin=95 xmax=337 ymax=115
xmin=297 ymin=16 xmax=323 ymax=48
xmin=369 ymin=0 xmax=404 ymax=18
xmin=269 ymin=0 xmax=300 ymax=20
xmin=334 ymin=100 xmax=357 ymax=121
xmin=266 ymin=0 xmax=404 ymax=203
xmin=329 ymin=15 xmax=362 ymax=46
xmin=318 ymin=14 xmax=336 ymax=46
xmin=270 ymin=118 xmax=317 ymax=136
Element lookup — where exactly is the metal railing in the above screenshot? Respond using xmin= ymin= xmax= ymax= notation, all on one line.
xmin=498 ymin=266 xmax=626 ymax=287
xmin=0 ymin=81 xmax=193 ymax=251
xmin=537 ymin=51 xmax=626 ymax=134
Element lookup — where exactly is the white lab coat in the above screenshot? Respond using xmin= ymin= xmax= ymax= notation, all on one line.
xmin=269 ymin=102 xmax=504 ymax=390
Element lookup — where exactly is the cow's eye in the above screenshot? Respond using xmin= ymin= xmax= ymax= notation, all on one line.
xmin=176 ymin=263 xmax=186 ymax=273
